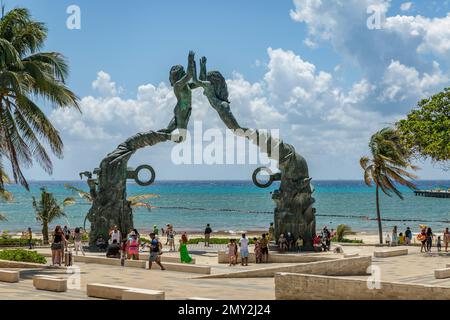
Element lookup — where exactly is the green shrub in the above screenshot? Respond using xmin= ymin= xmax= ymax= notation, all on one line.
xmin=1 ymin=230 xmax=11 ymax=240
xmin=186 ymin=238 xmax=255 ymax=245
xmin=0 ymin=238 xmax=43 ymax=246
xmin=0 ymin=249 xmax=47 ymax=264
xmin=331 ymin=237 xmax=363 ymax=244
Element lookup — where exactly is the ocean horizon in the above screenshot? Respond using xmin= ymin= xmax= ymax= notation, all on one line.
xmin=1 ymin=179 xmax=449 ymax=234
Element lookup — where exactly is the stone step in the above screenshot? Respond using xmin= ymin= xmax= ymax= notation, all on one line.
xmin=33 ymin=275 xmax=67 ymax=292
xmin=435 ymin=268 xmax=450 ymax=279
xmin=373 ymin=248 xmax=408 ymax=258
xmin=161 ymin=262 xmax=211 ymax=274
xmin=86 ymin=283 xmax=165 ymax=300
xmin=122 ymin=289 xmax=165 ymax=300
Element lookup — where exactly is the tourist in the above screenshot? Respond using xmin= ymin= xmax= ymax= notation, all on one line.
xmin=167 ymin=224 xmax=176 ymax=251
xmin=278 ymin=233 xmax=287 ymax=252
xmin=296 ymin=236 xmax=303 ymax=252
xmin=120 ymin=239 xmax=127 ymax=266
xmin=286 ymin=232 xmax=294 ymax=251
xmin=268 ymin=223 xmax=274 ymax=242
xmin=398 ymin=232 xmax=405 ymax=245
xmin=179 ymin=233 xmax=192 ymax=263
xmin=437 ymin=236 xmax=442 ymax=252
xmin=239 ymin=233 xmax=249 ymax=266
xmin=418 ymin=226 xmax=427 ymax=252
xmin=444 ymin=228 xmax=450 ymax=252
xmin=153 ymin=224 xmax=159 ymax=236
xmin=161 ymin=227 xmax=165 ymax=236
xmin=165 ymin=224 xmax=170 ymax=245
xmin=426 ymin=227 xmax=434 ymax=252
xmin=133 ymin=229 xmax=140 ymax=240
xmin=391 ymin=226 xmax=398 ymax=246
xmin=227 ymin=239 xmax=237 ymax=266
xmin=106 ymin=239 xmax=121 ymax=258
xmin=27 ymin=227 xmax=33 ymax=250
xmin=109 ymin=225 xmax=121 ymax=244
xmin=405 ymin=227 xmax=412 ymax=245
xmin=322 ymin=226 xmax=331 ymax=251
xmin=63 ymin=225 xmax=71 ymax=249
xmin=96 ymin=235 xmax=107 ymax=251
xmin=50 ymin=225 xmax=67 ymax=266
xmin=330 ymin=228 xmax=336 ymax=239
xmin=127 ymin=231 xmax=140 ymax=260
xmin=148 ymin=232 xmax=165 ymax=270
xmin=260 ymin=234 xmax=269 ymax=263
xmin=73 ymin=227 xmax=85 ymax=256
xmin=254 ymin=237 xmax=262 ymax=264
xmin=313 ymin=234 xmax=321 ymax=252
xmin=204 ymin=223 xmax=212 ymax=247
xmin=385 ymin=233 xmax=391 ymax=246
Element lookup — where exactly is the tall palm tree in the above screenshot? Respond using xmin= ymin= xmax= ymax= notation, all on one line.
xmin=32 ymin=187 xmax=74 ymax=244
xmin=0 ymin=8 xmax=80 ymax=191
xmin=360 ymin=127 xmax=418 ymax=244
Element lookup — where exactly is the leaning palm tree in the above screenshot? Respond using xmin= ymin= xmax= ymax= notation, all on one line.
xmin=0 ymin=8 xmax=80 ymax=191
xmin=64 ymin=184 xmax=159 ymax=229
xmin=32 ymin=187 xmax=75 ymax=244
xmin=0 ymin=168 xmax=13 ymax=221
xmin=360 ymin=127 xmax=418 ymax=244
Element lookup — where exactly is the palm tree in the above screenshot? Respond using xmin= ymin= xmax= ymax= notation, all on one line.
xmin=0 ymin=8 xmax=80 ymax=191
xmin=360 ymin=127 xmax=418 ymax=244
xmin=0 ymin=169 xmax=13 ymax=221
xmin=64 ymin=184 xmax=159 ymax=229
xmin=32 ymin=187 xmax=75 ymax=244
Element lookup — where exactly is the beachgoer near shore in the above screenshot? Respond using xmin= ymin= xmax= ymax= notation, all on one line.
xmin=391 ymin=226 xmax=398 ymax=246
xmin=127 ymin=231 xmax=140 ymax=260
xmin=286 ymin=232 xmax=294 ymax=251
xmin=106 ymin=239 xmax=121 ymax=258
xmin=398 ymin=233 xmax=405 ymax=245
xmin=313 ymin=234 xmax=321 ymax=252
xmin=153 ymin=225 xmax=159 ymax=236
xmin=96 ymin=235 xmax=107 ymax=251
xmin=109 ymin=225 xmax=121 ymax=244
xmin=296 ymin=236 xmax=303 ymax=252
xmin=239 ymin=234 xmax=249 ymax=266
xmin=426 ymin=227 xmax=434 ymax=252
xmin=165 ymin=224 xmax=170 ymax=245
xmin=385 ymin=233 xmax=391 ymax=246
xmin=227 ymin=239 xmax=237 ymax=266
xmin=437 ymin=236 xmax=442 ymax=252
xmin=418 ymin=226 xmax=427 ymax=252
xmin=254 ymin=237 xmax=262 ymax=263
xmin=27 ymin=227 xmax=33 ymax=250
xmin=73 ymin=227 xmax=85 ymax=256
xmin=321 ymin=226 xmax=331 ymax=251
xmin=260 ymin=234 xmax=269 ymax=263
xmin=148 ymin=233 xmax=165 ymax=270
xmin=63 ymin=225 xmax=71 ymax=250
xmin=167 ymin=225 xmax=176 ymax=251
xmin=51 ymin=225 xmax=67 ymax=266
xmin=204 ymin=224 xmax=212 ymax=247
xmin=405 ymin=227 xmax=412 ymax=245
xmin=278 ymin=233 xmax=287 ymax=252
xmin=268 ymin=223 xmax=274 ymax=242
xmin=179 ymin=233 xmax=192 ymax=263
xmin=444 ymin=228 xmax=450 ymax=252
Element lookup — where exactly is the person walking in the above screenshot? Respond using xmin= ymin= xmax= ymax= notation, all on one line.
xmin=127 ymin=231 xmax=140 ymax=260
xmin=444 ymin=228 xmax=450 ymax=252
xmin=227 ymin=239 xmax=237 ymax=266
xmin=239 ymin=233 xmax=249 ymax=266
xmin=254 ymin=237 xmax=262 ymax=263
xmin=148 ymin=233 xmax=165 ymax=270
xmin=391 ymin=226 xmax=398 ymax=246
xmin=405 ymin=227 xmax=412 ymax=245
xmin=179 ymin=233 xmax=192 ymax=264
xmin=167 ymin=225 xmax=176 ymax=251
xmin=27 ymin=227 xmax=33 ymax=250
xmin=204 ymin=224 xmax=212 ymax=247
xmin=260 ymin=234 xmax=269 ymax=263
xmin=73 ymin=227 xmax=85 ymax=256
xmin=51 ymin=225 xmax=67 ymax=266
xmin=426 ymin=227 xmax=434 ymax=252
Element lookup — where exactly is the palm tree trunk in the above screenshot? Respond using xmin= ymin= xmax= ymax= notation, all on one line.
xmin=376 ymin=185 xmax=383 ymax=244
xmin=42 ymin=221 xmax=49 ymax=245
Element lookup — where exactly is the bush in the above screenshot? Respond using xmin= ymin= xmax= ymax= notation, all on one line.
xmin=1 ymin=230 xmax=11 ymax=240
xmin=331 ymin=237 xmax=363 ymax=244
xmin=0 ymin=238 xmax=43 ymax=247
xmin=186 ymin=238 xmax=255 ymax=245
xmin=0 ymin=249 xmax=47 ymax=264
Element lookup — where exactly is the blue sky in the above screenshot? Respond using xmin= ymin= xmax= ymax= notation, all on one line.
xmin=5 ymin=0 xmax=450 ymax=180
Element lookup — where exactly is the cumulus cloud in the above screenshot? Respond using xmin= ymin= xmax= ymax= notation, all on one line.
xmin=92 ymin=71 xmax=118 ymax=96
xmin=400 ymin=2 xmax=413 ymax=11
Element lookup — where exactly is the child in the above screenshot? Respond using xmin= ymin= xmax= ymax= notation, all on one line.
xmin=278 ymin=233 xmax=287 ymax=252
xmin=437 ymin=236 xmax=442 ymax=252
xmin=296 ymin=237 xmax=304 ymax=252
xmin=227 ymin=239 xmax=237 ymax=266
xmin=385 ymin=233 xmax=391 ymax=246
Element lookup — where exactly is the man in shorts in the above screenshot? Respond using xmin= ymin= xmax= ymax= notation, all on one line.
xmin=148 ymin=233 xmax=165 ymax=270
xmin=204 ymin=224 xmax=212 ymax=247
xmin=239 ymin=233 xmax=249 ymax=266
xmin=260 ymin=233 xmax=269 ymax=263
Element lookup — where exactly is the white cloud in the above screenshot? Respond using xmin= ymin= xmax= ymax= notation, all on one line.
xmin=400 ymin=2 xmax=413 ymax=11
xmin=92 ymin=71 xmax=118 ymax=96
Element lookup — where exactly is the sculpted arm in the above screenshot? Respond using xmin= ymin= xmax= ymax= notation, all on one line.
xmin=175 ymin=50 xmax=195 ymax=88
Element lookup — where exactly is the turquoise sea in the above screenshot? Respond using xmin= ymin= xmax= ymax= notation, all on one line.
xmin=0 ymin=180 xmax=449 ymax=234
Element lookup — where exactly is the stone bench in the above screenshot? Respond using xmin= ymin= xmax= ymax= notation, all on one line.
xmin=73 ymin=255 xmax=146 ymax=268
xmin=0 ymin=270 xmax=20 ymax=283
xmin=161 ymin=262 xmax=211 ymax=274
xmin=374 ymin=248 xmax=408 ymax=258
xmin=122 ymin=289 xmax=165 ymax=300
xmin=87 ymin=283 xmax=165 ymax=300
xmin=33 ymin=275 xmax=67 ymax=292
xmin=217 ymin=251 xmax=333 ymax=264
xmin=435 ymin=268 xmax=450 ymax=279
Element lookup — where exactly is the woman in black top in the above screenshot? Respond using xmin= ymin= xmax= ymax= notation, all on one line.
xmin=51 ymin=225 xmax=67 ymax=266
xmin=426 ymin=227 xmax=434 ymax=252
